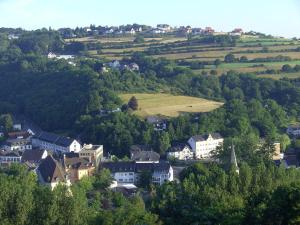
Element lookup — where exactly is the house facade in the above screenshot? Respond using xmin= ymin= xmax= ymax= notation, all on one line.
xmin=102 ymin=161 xmax=173 ymax=186
xmin=4 ymin=138 xmax=32 ymax=151
xmin=63 ymin=153 xmax=95 ymax=183
xmin=0 ymin=150 xmax=22 ymax=165
xmin=79 ymin=144 xmax=103 ymax=167
xmin=167 ymin=143 xmax=194 ymax=160
xmin=188 ymin=133 xmax=223 ymax=159
xmin=32 ymin=131 xmax=81 ymax=153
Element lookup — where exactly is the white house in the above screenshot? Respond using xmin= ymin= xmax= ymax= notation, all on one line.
xmin=4 ymin=138 xmax=32 ymax=151
xmin=188 ymin=133 xmax=223 ymax=159
xmin=0 ymin=150 xmax=22 ymax=165
xmin=167 ymin=143 xmax=194 ymax=160
xmin=32 ymin=131 xmax=81 ymax=153
xmin=102 ymin=161 xmax=173 ymax=186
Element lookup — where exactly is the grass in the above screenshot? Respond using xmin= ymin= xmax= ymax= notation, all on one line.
xmin=119 ymin=93 xmax=223 ymax=118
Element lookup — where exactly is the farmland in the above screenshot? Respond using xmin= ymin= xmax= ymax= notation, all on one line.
xmin=68 ymin=33 xmax=300 ymax=79
xmin=119 ymin=93 xmax=223 ymax=118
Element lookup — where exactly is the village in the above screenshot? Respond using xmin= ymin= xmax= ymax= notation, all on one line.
xmin=1 ymin=117 xmax=299 ymax=195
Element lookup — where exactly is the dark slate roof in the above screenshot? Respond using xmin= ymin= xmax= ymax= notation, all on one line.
xmin=34 ymin=131 xmax=75 ymax=147
xmin=21 ymin=149 xmax=46 ymax=163
xmin=168 ymin=143 xmax=191 ymax=152
xmin=38 ymin=155 xmax=66 ymax=183
xmin=131 ymin=150 xmax=160 ymax=162
xmin=102 ymin=161 xmax=171 ymax=173
xmin=284 ymin=155 xmax=299 ymax=167
xmin=191 ymin=133 xmax=223 ymax=141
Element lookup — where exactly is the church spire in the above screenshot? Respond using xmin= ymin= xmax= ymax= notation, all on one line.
xmin=231 ymin=143 xmax=239 ymax=174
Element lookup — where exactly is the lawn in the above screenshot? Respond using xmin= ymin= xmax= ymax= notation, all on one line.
xmin=119 ymin=93 xmax=223 ymax=118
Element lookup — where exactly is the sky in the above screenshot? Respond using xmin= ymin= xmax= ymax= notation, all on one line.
xmin=0 ymin=0 xmax=300 ymax=37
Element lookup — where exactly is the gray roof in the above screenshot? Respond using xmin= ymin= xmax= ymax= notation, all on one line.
xmin=102 ymin=161 xmax=171 ymax=173
xmin=191 ymin=133 xmax=222 ymax=142
xmin=34 ymin=131 xmax=76 ymax=147
xmin=131 ymin=150 xmax=160 ymax=162
xmin=168 ymin=143 xmax=191 ymax=152
xmin=21 ymin=149 xmax=46 ymax=163
xmin=38 ymin=155 xmax=66 ymax=183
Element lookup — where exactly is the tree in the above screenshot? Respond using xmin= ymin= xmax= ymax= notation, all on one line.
xmin=93 ymin=169 xmax=113 ymax=189
xmin=282 ymin=64 xmax=293 ymax=72
xmin=138 ymin=170 xmax=152 ymax=188
xmin=158 ymin=132 xmax=170 ymax=155
xmin=0 ymin=114 xmax=13 ymax=132
xmin=214 ymin=59 xmax=221 ymax=67
xmin=224 ymin=53 xmax=236 ymax=63
xmin=134 ymin=36 xmax=145 ymax=43
xmin=128 ymin=96 xmax=138 ymax=111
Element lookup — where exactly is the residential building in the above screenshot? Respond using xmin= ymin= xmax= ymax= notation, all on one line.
xmin=4 ymin=138 xmax=32 ymax=151
xmin=204 ymin=27 xmax=215 ymax=34
xmin=150 ymin=28 xmax=166 ymax=34
xmin=63 ymin=153 xmax=95 ymax=183
xmin=282 ymin=149 xmax=299 ymax=168
xmin=79 ymin=144 xmax=103 ymax=167
xmin=188 ymin=133 xmax=223 ymax=159
xmin=0 ymin=150 xmax=22 ymax=165
xmin=102 ymin=161 xmax=173 ymax=185
xmin=157 ymin=24 xmax=171 ymax=32
xmin=37 ymin=155 xmax=70 ymax=190
xmin=287 ymin=124 xmax=300 ymax=136
xmin=8 ymin=131 xmax=31 ymax=139
xmin=32 ymin=131 xmax=81 ymax=153
xmin=167 ymin=143 xmax=194 ymax=160
xmin=130 ymin=145 xmax=160 ymax=163
xmin=107 ymin=60 xmax=121 ymax=69
xmin=125 ymin=28 xmax=136 ymax=35
xmin=146 ymin=116 xmax=167 ymax=131
xmin=129 ymin=63 xmax=139 ymax=71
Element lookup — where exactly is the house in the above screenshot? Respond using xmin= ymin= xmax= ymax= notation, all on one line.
xmin=258 ymin=139 xmax=283 ymax=160
xmin=167 ymin=143 xmax=194 ymax=160
xmin=63 ymin=153 xmax=95 ymax=183
xmin=188 ymin=133 xmax=223 ymax=159
xmin=146 ymin=116 xmax=167 ymax=131
xmin=287 ymin=124 xmax=300 ymax=136
xmin=13 ymin=122 xmax=22 ymax=131
xmin=79 ymin=144 xmax=103 ymax=167
xmin=32 ymin=131 xmax=81 ymax=153
xmin=157 ymin=24 xmax=171 ymax=32
xmin=150 ymin=28 xmax=166 ymax=34
xmin=21 ymin=148 xmax=48 ymax=165
xmin=125 ymin=28 xmax=136 ymax=35
xmin=204 ymin=27 xmax=215 ymax=35
xmin=37 ymin=155 xmax=70 ymax=190
xmin=0 ymin=150 xmax=22 ymax=165
xmin=48 ymin=52 xmax=57 ymax=59
xmin=192 ymin=28 xmax=203 ymax=35
xmin=4 ymin=138 xmax=32 ymax=151
xmin=129 ymin=63 xmax=139 ymax=71
xmin=108 ymin=60 xmax=121 ymax=69
xmin=102 ymin=161 xmax=173 ymax=185
xmin=130 ymin=145 xmax=160 ymax=163
xmin=230 ymin=28 xmax=243 ymax=36
xmin=8 ymin=131 xmax=31 ymax=139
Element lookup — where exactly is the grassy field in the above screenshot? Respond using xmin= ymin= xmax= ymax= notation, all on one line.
xmin=67 ymin=34 xmax=300 ymax=78
xmin=119 ymin=93 xmax=223 ymax=118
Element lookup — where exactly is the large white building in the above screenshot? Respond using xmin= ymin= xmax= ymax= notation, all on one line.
xmin=79 ymin=144 xmax=103 ymax=167
xmin=102 ymin=161 xmax=173 ymax=186
xmin=188 ymin=133 xmax=223 ymax=159
xmin=32 ymin=131 xmax=81 ymax=153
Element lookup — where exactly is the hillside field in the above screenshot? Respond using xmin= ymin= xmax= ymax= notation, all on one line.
xmin=119 ymin=93 xmax=223 ymax=118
